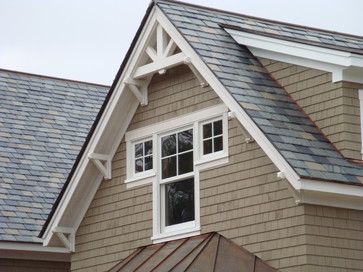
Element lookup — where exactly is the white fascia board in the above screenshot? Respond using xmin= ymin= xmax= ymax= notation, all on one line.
xmin=226 ymin=28 xmax=363 ymax=83
xmin=42 ymin=8 xmax=157 ymax=245
xmin=300 ymin=178 xmax=363 ymax=197
xmin=157 ymin=8 xmax=363 ymax=204
xmin=0 ymin=241 xmax=69 ymax=254
xmin=156 ymin=8 xmax=301 ymax=188
xmin=298 ymin=178 xmax=363 ymax=210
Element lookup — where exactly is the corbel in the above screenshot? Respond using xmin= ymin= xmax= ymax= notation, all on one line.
xmin=88 ymin=153 xmax=112 ymax=180
xmin=124 ymin=77 xmax=148 ymax=106
xmin=52 ymin=226 xmax=75 ymax=252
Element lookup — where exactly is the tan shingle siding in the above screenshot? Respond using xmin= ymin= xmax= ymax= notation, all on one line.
xmin=259 ymin=58 xmax=362 ymax=160
xmin=72 ymin=64 xmax=363 ymax=272
xmin=71 ymin=65 xmax=222 ymax=271
xmin=303 ymin=205 xmax=363 ymax=271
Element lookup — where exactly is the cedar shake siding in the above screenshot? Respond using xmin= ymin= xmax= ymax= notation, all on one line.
xmin=259 ymin=58 xmax=362 ymax=161
xmin=0 ymin=259 xmax=70 ymax=272
xmin=72 ymin=65 xmax=363 ymax=271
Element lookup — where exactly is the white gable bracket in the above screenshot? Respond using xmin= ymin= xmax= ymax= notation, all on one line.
xmin=52 ymin=226 xmax=75 ymax=252
xmin=88 ymin=153 xmax=112 ymax=180
xmin=124 ymin=77 xmax=148 ymax=106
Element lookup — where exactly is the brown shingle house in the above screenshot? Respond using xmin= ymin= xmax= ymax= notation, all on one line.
xmin=1 ymin=1 xmax=363 ymax=271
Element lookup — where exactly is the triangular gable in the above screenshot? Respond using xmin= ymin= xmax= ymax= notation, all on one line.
xmin=41 ymin=0 xmax=363 ymax=251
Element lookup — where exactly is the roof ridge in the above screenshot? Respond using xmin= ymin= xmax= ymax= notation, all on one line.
xmin=0 ymin=67 xmax=110 ymax=88
xmin=155 ymin=0 xmax=363 ymax=40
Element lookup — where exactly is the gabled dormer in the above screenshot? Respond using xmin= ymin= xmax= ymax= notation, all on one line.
xmin=35 ymin=1 xmax=363 ymax=271
xmin=224 ymin=26 xmax=363 ymax=160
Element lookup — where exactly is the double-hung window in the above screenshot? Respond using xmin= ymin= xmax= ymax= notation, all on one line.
xmin=125 ymin=105 xmax=229 ymax=242
xmin=159 ymin=128 xmax=195 ymax=234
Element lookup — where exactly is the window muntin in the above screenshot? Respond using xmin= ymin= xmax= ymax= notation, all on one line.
xmin=160 ymin=128 xmax=195 ymax=230
xmin=202 ymin=119 xmax=223 ymax=155
xmin=125 ymin=105 xmax=229 ymax=241
xmin=161 ymin=129 xmax=193 ymax=180
xmin=134 ymin=139 xmax=153 ymax=174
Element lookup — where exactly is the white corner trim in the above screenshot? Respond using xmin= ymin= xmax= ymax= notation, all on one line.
xmin=225 ymin=28 xmax=363 ymax=84
xmin=359 ymin=89 xmax=363 ymax=159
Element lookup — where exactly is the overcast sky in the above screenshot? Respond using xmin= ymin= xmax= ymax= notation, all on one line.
xmin=0 ymin=0 xmax=362 ymax=85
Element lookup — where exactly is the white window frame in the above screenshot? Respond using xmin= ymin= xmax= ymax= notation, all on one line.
xmin=197 ymin=115 xmax=229 ymax=166
xmin=125 ymin=137 xmax=156 ymax=187
xmin=124 ymin=104 xmax=229 ymax=242
xmin=158 ymin=126 xmax=196 ymax=236
xmin=359 ymin=89 xmax=363 ymax=159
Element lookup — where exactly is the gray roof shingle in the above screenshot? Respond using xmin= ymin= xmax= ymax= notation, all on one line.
xmin=157 ymin=0 xmax=363 ymax=184
xmin=0 ymin=70 xmax=109 ymax=242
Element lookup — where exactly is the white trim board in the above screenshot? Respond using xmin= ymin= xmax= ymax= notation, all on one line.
xmin=41 ymin=7 xmax=157 ymax=247
xmin=0 ymin=242 xmax=70 ymax=262
xmin=41 ymin=3 xmax=363 ymax=250
xmin=125 ymin=104 xmax=228 ymax=141
xmin=225 ymin=28 xmax=363 ymax=84
xmin=359 ymin=89 xmax=363 ymax=159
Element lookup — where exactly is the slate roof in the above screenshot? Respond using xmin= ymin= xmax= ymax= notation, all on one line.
xmin=109 ymin=232 xmax=276 ymax=272
xmin=157 ymin=0 xmax=363 ymax=184
xmin=0 ymin=69 xmax=109 ymax=242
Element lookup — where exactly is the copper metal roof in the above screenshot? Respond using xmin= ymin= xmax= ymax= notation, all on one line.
xmin=108 ymin=232 xmax=277 ymax=272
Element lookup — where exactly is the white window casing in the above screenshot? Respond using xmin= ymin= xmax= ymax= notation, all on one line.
xmin=124 ymin=104 xmax=230 ymax=242
xmin=359 ymin=89 xmax=363 ymax=159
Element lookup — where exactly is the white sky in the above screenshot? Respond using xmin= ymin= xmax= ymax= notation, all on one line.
xmin=0 ymin=0 xmax=362 ymax=85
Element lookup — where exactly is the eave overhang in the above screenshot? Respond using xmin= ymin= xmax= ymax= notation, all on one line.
xmin=225 ymin=27 xmax=363 ymax=84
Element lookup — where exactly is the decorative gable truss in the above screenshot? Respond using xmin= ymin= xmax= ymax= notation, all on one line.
xmin=124 ymin=19 xmax=207 ymax=107
xmin=41 ymin=4 xmax=363 ymax=252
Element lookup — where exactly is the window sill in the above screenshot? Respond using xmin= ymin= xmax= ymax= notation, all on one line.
xmin=151 ymin=227 xmax=201 ymax=244
xmin=195 ymin=153 xmax=229 ymax=171
xmin=125 ymin=171 xmax=156 ymax=188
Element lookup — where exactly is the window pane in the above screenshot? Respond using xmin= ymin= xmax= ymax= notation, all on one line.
xmin=165 ymin=178 xmax=194 ymax=226
xmin=135 ymin=143 xmax=143 ymax=158
xmin=162 ymin=156 xmax=176 ymax=179
xmin=145 ymin=155 xmax=153 ymax=171
xmin=214 ymin=136 xmax=223 ymax=152
xmin=178 ymin=129 xmax=193 ymax=152
xmin=178 ymin=151 xmax=193 ymax=175
xmin=213 ymin=120 xmax=223 ymax=136
xmin=162 ymin=134 xmax=176 ymax=157
xmin=135 ymin=158 xmax=143 ymax=173
xmin=203 ymin=139 xmax=213 ymax=155
xmin=203 ymin=123 xmax=212 ymax=139
xmin=144 ymin=140 xmax=153 ymax=155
